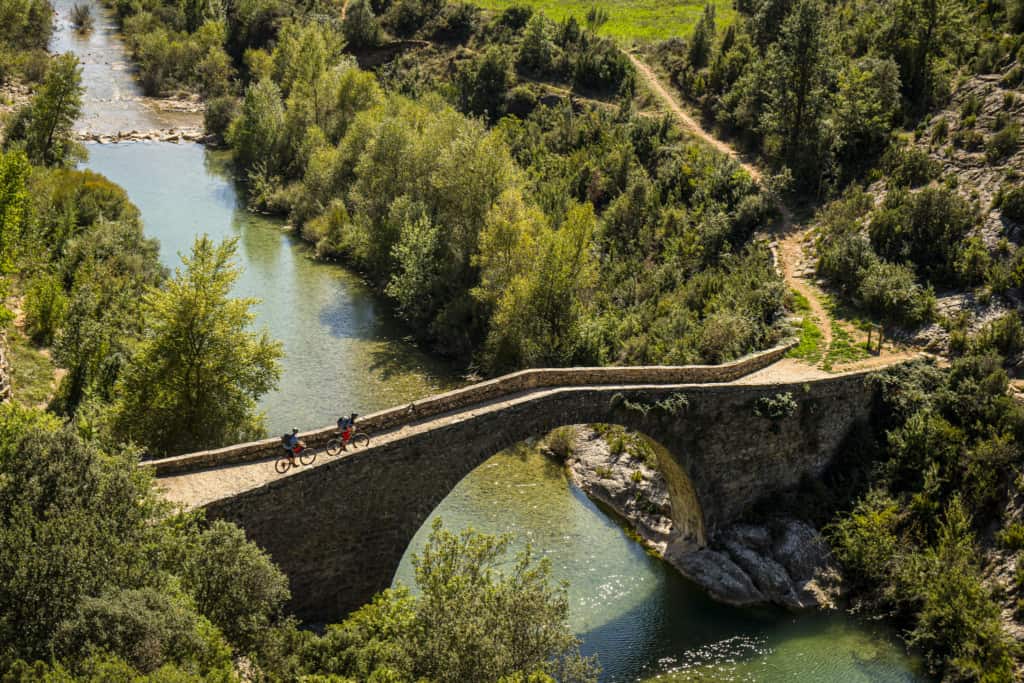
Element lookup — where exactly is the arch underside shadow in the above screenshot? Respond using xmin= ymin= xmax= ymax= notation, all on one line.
xmin=204 ymin=376 xmax=873 ymax=623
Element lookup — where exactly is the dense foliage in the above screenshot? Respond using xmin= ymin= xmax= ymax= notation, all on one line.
xmin=110 ymin=236 xmax=283 ymax=456
xmin=0 ymin=401 xmax=595 ymax=680
xmin=171 ymin=3 xmax=782 ymax=371
xmin=654 ymin=0 xmax=1023 ymax=193
xmin=3 ymin=53 xmax=85 ymax=167
xmin=824 ymin=348 xmax=1024 ymax=680
xmin=0 ymin=0 xmax=52 ymax=86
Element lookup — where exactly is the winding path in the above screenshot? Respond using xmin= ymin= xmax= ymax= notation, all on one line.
xmin=623 ymin=51 xmax=930 ymax=367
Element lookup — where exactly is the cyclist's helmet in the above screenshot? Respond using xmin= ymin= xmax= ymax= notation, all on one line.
xmin=291 ymin=428 xmax=298 ymax=434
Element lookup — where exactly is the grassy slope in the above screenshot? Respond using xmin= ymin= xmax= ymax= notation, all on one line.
xmin=468 ymin=0 xmax=735 ymax=42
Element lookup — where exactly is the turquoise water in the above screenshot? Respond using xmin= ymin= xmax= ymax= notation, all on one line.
xmin=54 ymin=3 xmax=929 ymax=679
xmin=395 ymin=447 xmax=927 ymax=682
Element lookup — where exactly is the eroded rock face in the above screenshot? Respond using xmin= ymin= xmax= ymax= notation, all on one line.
xmin=564 ymin=425 xmax=834 ymax=611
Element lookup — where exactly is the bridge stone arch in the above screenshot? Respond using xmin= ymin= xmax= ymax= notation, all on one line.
xmin=192 ymin=372 xmax=874 ymax=623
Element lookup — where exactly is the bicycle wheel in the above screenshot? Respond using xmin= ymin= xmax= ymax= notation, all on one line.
xmin=299 ymin=449 xmax=317 ymax=466
xmin=351 ymin=432 xmax=370 ymax=449
xmin=274 ymin=457 xmax=291 ymax=474
xmin=326 ymin=438 xmax=343 ymax=456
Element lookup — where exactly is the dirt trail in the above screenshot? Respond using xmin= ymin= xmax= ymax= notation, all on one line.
xmin=626 ymin=53 xmax=763 ymax=183
xmin=625 ymin=51 xmax=929 ymax=371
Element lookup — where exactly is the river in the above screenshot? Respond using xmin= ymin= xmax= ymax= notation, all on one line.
xmin=50 ymin=2 xmax=927 ymax=680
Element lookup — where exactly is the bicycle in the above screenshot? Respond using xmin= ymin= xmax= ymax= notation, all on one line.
xmin=274 ymin=441 xmax=316 ymax=474
xmin=325 ymin=428 xmax=370 ymax=456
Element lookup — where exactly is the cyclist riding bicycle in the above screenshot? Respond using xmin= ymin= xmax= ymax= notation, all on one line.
xmin=336 ymin=413 xmax=359 ymax=451
xmin=281 ymin=428 xmax=301 ymax=465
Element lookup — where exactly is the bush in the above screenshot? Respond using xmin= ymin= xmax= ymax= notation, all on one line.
xmin=203 ymin=95 xmax=239 ymax=144
xmin=343 ymin=0 xmax=383 ymax=49
xmin=183 ymin=520 xmax=291 ymax=654
xmin=818 ymin=230 xmax=877 ymax=293
xmin=986 ymin=122 xmax=1020 ymax=161
xmin=54 ymin=587 xmax=232 ymax=674
xmin=972 ymin=312 xmax=1024 ymax=357
xmin=1000 ymin=185 xmax=1024 ymax=222
xmin=996 ymin=522 xmax=1024 ymax=551
xmin=545 ymin=426 xmax=575 ymax=459
xmin=882 ymin=144 xmax=940 ymax=188
xmin=23 ymin=271 xmax=68 ymax=345
xmin=70 ymin=3 xmax=93 ymax=32
xmin=827 ymin=489 xmax=901 ymax=588
xmin=868 ymin=187 xmax=975 ymax=285
xmin=858 ymin=260 xmax=935 ymax=327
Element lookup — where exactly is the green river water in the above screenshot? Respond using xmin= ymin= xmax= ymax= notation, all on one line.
xmin=53 ymin=2 xmax=928 ymax=679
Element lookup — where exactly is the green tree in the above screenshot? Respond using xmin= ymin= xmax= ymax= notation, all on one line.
xmin=183 ymin=520 xmax=291 ymax=654
xmin=688 ymin=4 xmax=717 ymax=69
xmin=458 ymin=46 xmax=511 ymax=120
xmin=8 ymin=53 xmax=84 ymax=167
xmin=111 ymin=236 xmax=282 ymax=456
xmin=228 ymin=78 xmax=285 ymax=172
xmin=833 ymin=57 xmax=901 ymax=162
xmin=517 ymin=13 xmax=555 ymax=76
xmin=303 ymin=520 xmax=599 ymax=682
xmin=344 ymin=0 xmax=383 ymax=48
xmin=484 ymin=203 xmax=598 ymax=370
xmin=761 ymin=0 xmax=833 ymax=181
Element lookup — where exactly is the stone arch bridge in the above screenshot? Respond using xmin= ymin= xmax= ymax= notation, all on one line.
xmin=151 ymin=345 xmax=888 ymax=623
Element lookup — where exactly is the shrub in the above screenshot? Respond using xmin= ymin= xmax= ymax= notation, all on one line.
xmin=54 ymin=587 xmax=232 ymax=674
xmin=24 ymin=271 xmax=68 ymax=345
xmin=818 ymin=230 xmax=877 ymax=293
xmin=203 ymin=95 xmax=239 ymax=144
xmin=343 ymin=0 xmax=383 ymax=49
xmin=972 ymin=313 xmax=1024 ymax=357
xmin=882 ymin=145 xmax=940 ymax=188
xmin=183 ymin=520 xmax=291 ymax=653
xmin=869 ymin=187 xmax=976 ymax=285
xmin=545 ymin=426 xmax=575 ymax=460
xmin=986 ymin=122 xmax=1020 ymax=162
xmin=70 ymin=3 xmax=93 ymax=32
xmin=1001 ymin=185 xmax=1024 ymax=222
xmin=753 ymin=392 xmax=798 ymax=419
xmin=497 ymin=4 xmax=533 ymax=31
xmin=858 ymin=261 xmax=935 ymax=327
xmin=998 ymin=522 xmax=1024 ymax=551
xmin=827 ymin=489 xmax=901 ymax=588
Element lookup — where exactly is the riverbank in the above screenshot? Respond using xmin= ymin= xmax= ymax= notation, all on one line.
xmin=561 ymin=425 xmax=838 ymax=611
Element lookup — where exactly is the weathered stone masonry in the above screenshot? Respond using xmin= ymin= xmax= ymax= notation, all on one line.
xmin=197 ymin=370 xmax=876 ymax=624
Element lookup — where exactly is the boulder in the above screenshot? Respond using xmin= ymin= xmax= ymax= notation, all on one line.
xmin=722 ymin=540 xmax=804 ymax=610
xmin=772 ymin=519 xmax=829 ymax=583
xmin=668 ymin=547 xmax=765 ymax=607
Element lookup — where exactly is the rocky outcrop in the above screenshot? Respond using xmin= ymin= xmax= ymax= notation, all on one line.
xmin=76 ymin=127 xmax=211 ymax=144
xmin=565 ymin=426 xmax=834 ymax=610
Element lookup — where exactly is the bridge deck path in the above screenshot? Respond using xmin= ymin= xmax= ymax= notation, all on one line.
xmin=155 ymin=358 xmax=922 ymax=511
xmin=157 ymin=384 xmax=683 ymax=509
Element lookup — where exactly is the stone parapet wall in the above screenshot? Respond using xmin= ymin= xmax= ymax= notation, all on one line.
xmin=148 ymin=341 xmax=795 ymax=475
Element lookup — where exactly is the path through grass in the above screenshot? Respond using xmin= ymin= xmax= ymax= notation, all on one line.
xmin=469 ymin=0 xmax=735 ymax=42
